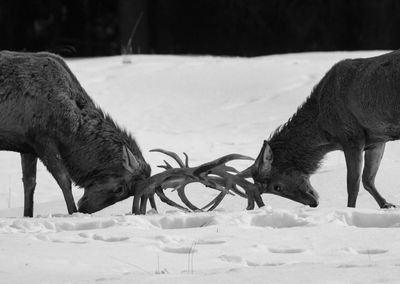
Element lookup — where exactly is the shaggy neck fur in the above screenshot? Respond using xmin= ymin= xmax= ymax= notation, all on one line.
xmin=268 ymin=94 xmax=329 ymax=175
xmin=59 ymin=105 xmax=150 ymax=188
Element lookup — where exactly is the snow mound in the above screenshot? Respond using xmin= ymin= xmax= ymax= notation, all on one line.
xmin=148 ymin=208 xmax=311 ymax=229
xmin=331 ymin=209 xmax=400 ymax=227
xmin=148 ymin=207 xmax=400 ymax=229
xmin=1 ymin=207 xmax=399 ymax=235
xmin=0 ymin=215 xmax=150 ymax=233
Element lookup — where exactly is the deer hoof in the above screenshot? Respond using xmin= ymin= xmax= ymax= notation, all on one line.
xmin=381 ymin=203 xmax=397 ymax=209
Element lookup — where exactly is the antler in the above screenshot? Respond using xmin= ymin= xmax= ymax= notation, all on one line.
xmin=132 ymin=149 xmax=263 ymax=214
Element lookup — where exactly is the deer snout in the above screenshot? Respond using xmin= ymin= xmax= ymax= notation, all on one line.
xmin=308 ymin=198 xmax=319 ymax=208
xmin=304 ymin=187 xmax=319 ymax=207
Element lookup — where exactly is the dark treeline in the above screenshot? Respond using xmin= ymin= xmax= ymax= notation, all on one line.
xmin=0 ymin=0 xmax=399 ymax=57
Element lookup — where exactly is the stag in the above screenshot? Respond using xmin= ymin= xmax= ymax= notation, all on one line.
xmin=251 ymin=50 xmax=400 ymax=208
xmin=0 ymin=51 xmax=154 ymax=216
xmin=0 ymin=51 xmax=257 ymax=216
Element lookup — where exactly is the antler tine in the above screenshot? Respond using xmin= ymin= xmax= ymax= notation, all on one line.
xmin=183 ymin=152 xmax=189 ymax=167
xmin=176 ymin=185 xmax=202 ymax=211
xmin=155 ymin=186 xmax=190 ymax=212
xmin=206 ymin=192 xmax=226 ymax=211
xmin=156 ymin=160 xmax=174 ymax=171
xmin=207 ymin=175 xmax=247 ymax=198
xmin=213 ymin=164 xmax=239 ymax=174
xmin=207 ymin=167 xmax=260 ymax=202
xmin=157 ymin=165 xmax=170 ymax=170
xmin=150 ymin=149 xmax=186 ymax=168
xmin=201 ymin=192 xmax=226 ymax=211
xmin=237 ymin=165 xmax=253 ymax=178
xmin=245 ymin=189 xmax=265 ymax=210
xmin=193 ymin=154 xmax=254 ymax=176
xmin=222 ymin=165 xmax=239 ymax=173
xmin=229 ymin=185 xmax=248 ymax=198
xmin=163 ymin=160 xmax=173 ymax=169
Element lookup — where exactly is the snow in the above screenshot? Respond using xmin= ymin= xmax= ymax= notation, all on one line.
xmin=1 ymin=51 xmax=400 ymax=283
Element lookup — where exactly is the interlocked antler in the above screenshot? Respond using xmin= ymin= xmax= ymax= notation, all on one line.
xmin=132 ymin=149 xmax=264 ymax=214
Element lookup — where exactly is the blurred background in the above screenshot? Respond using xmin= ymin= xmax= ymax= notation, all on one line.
xmin=0 ymin=0 xmax=399 ymax=57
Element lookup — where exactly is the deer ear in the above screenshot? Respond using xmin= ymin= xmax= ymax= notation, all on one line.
xmin=262 ymin=140 xmax=273 ymax=163
xmin=122 ymin=146 xmax=140 ymax=174
xmin=254 ymin=140 xmax=273 ymax=175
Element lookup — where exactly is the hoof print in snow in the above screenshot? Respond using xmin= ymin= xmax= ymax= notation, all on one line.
xmin=218 ymin=255 xmax=246 ymax=265
xmin=197 ymin=239 xmax=226 ymax=245
xmin=247 ymin=261 xmax=285 ymax=267
xmin=78 ymin=232 xmax=129 ymax=242
xmin=268 ymin=248 xmax=306 ymax=254
xmin=357 ymin=249 xmax=388 ymax=255
xmin=161 ymin=246 xmax=197 ymax=254
xmin=337 ymin=264 xmax=377 ymax=268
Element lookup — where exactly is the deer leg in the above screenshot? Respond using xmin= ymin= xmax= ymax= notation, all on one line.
xmin=21 ymin=153 xmax=38 ymax=217
xmin=38 ymin=143 xmax=77 ymax=214
xmin=362 ymin=143 xmax=395 ymax=208
xmin=343 ymin=145 xmax=364 ymax=208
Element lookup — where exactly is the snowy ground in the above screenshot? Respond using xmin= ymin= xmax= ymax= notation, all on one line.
xmin=1 ymin=51 xmax=400 ymax=283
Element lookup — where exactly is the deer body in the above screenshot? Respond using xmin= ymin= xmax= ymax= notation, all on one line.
xmin=0 ymin=51 xmax=151 ymax=216
xmin=253 ymin=50 xmax=400 ymax=208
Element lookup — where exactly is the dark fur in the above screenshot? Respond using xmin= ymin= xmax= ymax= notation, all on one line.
xmin=268 ymin=96 xmax=326 ymax=174
xmin=0 ymin=51 xmax=150 ymax=216
xmin=260 ymin=50 xmax=400 ymax=208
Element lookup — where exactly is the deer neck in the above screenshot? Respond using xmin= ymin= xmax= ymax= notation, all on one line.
xmin=268 ymin=96 xmax=330 ymax=175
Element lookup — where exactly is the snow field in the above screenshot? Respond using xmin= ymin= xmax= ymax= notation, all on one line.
xmin=1 ymin=51 xmax=400 ymax=283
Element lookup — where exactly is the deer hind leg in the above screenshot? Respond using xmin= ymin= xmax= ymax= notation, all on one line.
xmin=344 ymin=144 xmax=364 ymax=207
xmin=362 ymin=143 xmax=395 ymax=208
xmin=21 ymin=153 xmax=38 ymax=217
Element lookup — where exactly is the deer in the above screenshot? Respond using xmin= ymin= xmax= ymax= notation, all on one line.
xmin=0 ymin=51 xmax=256 ymax=217
xmin=250 ymin=50 xmax=400 ymax=209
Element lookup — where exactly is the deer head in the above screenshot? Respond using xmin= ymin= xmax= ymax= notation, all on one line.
xmin=251 ymin=140 xmax=319 ymax=207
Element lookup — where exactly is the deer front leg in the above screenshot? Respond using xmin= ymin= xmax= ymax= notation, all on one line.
xmin=21 ymin=153 xmax=38 ymax=217
xmin=38 ymin=143 xmax=77 ymax=214
xmin=362 ymin=143 xmax=395 ymax=208
xmin=343 ymin=144 xmax=364 ymax=208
